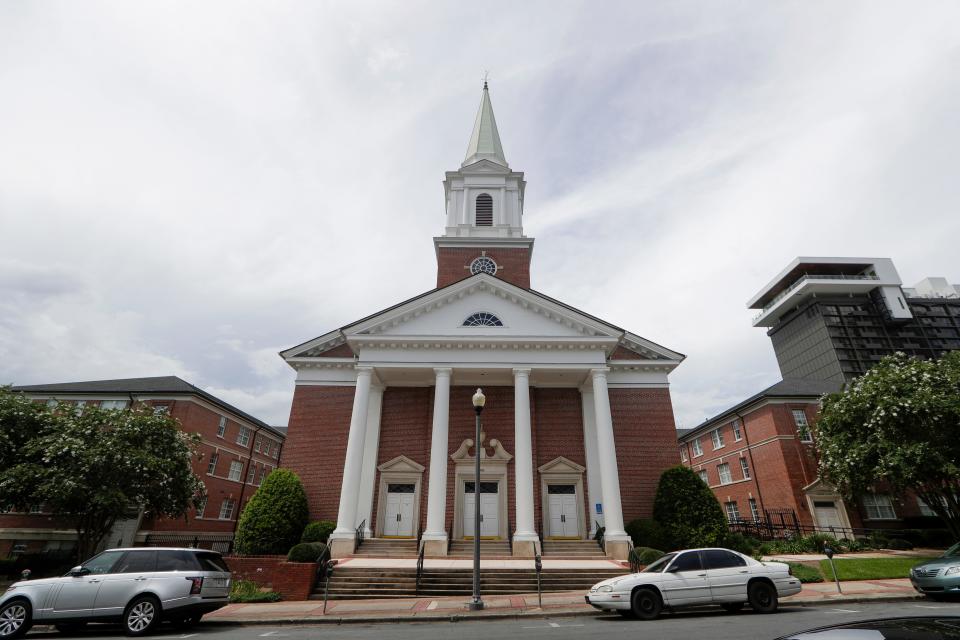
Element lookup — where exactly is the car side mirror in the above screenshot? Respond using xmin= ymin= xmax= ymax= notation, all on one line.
xmin=666 ymin=565 xmax=680 ymax=573
xmin=69 ymin=566 xmax=86 ymax=577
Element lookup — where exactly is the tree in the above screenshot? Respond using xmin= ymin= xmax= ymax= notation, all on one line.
xmin=817 ymin=351 xmax=960 ymax=538
xmin=234 ymin=468 xmax=309 ymax=555
xmin=652 ymin=465 xmax=728 ymax=550
xmin=0 ymin=389 xmax=205 ymax=560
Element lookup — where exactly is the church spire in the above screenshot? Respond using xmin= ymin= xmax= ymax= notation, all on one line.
xmin=463 ymin=81 xmax=508 ymax=168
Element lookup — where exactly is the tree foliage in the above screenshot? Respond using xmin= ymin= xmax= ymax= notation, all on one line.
xmin=234 ymin=468 xmax=309 ymax=555
xmin=0 ymin=389 xmax=205 ymax=560
xmin=652 ymin=465 xmax=728 ymax=550
xmin=817 ymin=351 xmax=960 ymax=538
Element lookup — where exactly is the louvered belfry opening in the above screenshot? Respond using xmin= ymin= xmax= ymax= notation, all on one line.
xmin=475 ymin=193 xmax=493 ymax=226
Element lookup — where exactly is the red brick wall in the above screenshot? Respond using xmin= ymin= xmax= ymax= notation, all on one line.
xmin=531 ymin=388 xmax=587 ymax=534
xmin=284 ymin=386 xmax=357 ymax=521
xmin=609 ymin=388 xmax=681 ymax=522
xmin=436 ymin=247 xmax=532 ymax=288
xmin=224 ymin=555 xmax=317 ymax=601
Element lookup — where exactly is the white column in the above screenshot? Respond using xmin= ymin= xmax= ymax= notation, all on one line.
xmin=422 ymin=368 xmax=451 ymax=544
xmin=513 ymin=368 xmax=538 ymax=547
xmin=590 ymin=368 xmax=628 ymax=539
xmin=356 ymin=384 xmax=384 ymax=537
xmin=331 ymin=366 xmax=374 ymax=543
xmin=580 ymin=387 xmax=604 ymax=536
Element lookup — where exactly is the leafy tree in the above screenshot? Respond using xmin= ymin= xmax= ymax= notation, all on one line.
xmin=0 ymin=389 xmax=205 ymax=560
xmin=234 ymin=468 xmax=309 ymax=555
xmin=817 ymin=351 xmax=960 ymax=538
xmin=652 ymin=465 xmax=728 ymax=550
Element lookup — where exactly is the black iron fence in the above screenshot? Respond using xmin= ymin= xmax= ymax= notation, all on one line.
xmin=141 ymin=533 xmax=234 ymax=554
xmin=729 ymin=513 xmax=950 ymax=545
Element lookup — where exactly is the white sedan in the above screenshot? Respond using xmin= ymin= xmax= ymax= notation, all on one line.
xmin=586 ymin=547 xmax=802 ymax=620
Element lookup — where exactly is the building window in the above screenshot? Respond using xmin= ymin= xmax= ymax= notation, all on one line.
xmin=470 ymin=256 xmax=498 ymax=276
xmin=917 ymin=497 xmax=937 ymax=517
xmin=679 ymin=447 xmax=688 ymax=462
xmin=75 ymin=400 xmax=87 ymax=414
xmin=100 ymin=400 xmax=128 ymax=410
xmin=717 ymin=463 xmax=732 ymax=485
xmin=792 ymin=409 xmax=813 ymax=442
xmin=196 ymin=498 xmax=207 ymax=519
xmin=475 ymin=193 xmax=493 ymax=226
xmin=732 ymin=419 xmax=743 ymax=441
xmin=692 ymin=438 xmax=703 ymax=457
xmin=259 ymin=466 xmax=269 ymax=485
xmin=217 ymin=416 xmax=226 ymax=438
xmin=711 ymin=429 xmax=724 ymax=450
xmin=228 ymin=460 xmax=244 ymax=482
xmin=236 ymin=426 xmax=251 ymax=447
xmin=740 ymin=457 xmax=751 ymax=479
xmin=207 ymin=453 xmax=219 ymax=475
xmin=254 ymin=437 xmax=262 ymax=454
xmin=463 ymin=312 xmax=503 ymax=327
xmin=862 ymin=494 xmax=896 ymax=520
xmin=246 ymin=464 xmax=257 ymax=484
xmin=219 ymin=499 xmax=236 ymax=521
xmin=45 ymin=399 xmax=58 ymax=409
xmin=272 ymin=445 xmax=279 ymax=459
xmin=698 ymin=469 xmax=709 ymax=485
xmin=28 ymin=504 xmax=42 ymax=514
xmin=724 ymin=501 xmax=741 ymax=523
xmin=153 ymin=405 xmax=170 ymax=415
xmin=749 ymin=498 xmax=761 ymax=522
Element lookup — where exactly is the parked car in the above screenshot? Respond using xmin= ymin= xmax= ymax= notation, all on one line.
xmin=775 ymin=616 xmax=960 ymax=639
xmin=910 ymin=541 xmax=960 ymax=600
xmin=585 ymin=547 xmax=802 ymax=620
xmin=0 ymin=547 xmax=231 ymax=638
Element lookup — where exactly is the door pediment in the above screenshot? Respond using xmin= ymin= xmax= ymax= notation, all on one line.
xmin=538 ymin=456 xmax=586 ymax=474
xmin=378 ymin=455 xmax=425 ymax=474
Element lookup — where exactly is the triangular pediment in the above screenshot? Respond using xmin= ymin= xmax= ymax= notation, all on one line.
xmin=538 ymin=456 xmax=585 ymax=474
xmin=460 ymin=158 xmax=511 ymax=174
xmin=377 ymin=455 xmax=425 ymax=474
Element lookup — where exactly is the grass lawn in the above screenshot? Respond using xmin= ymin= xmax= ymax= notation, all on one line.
xmin=819 ymin=557 xmax=935 ymax=581
xmin=787 ymin=562 xmax=824 ymax=583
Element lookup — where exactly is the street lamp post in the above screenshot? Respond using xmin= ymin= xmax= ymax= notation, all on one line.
xmin=469 ymin=388 xmax=486 ymax=611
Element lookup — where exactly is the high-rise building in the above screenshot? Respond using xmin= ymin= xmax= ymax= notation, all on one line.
xmin=748 ymin=257 xmax=960 ymax=383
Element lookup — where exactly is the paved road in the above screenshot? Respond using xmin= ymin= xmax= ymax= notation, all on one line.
xmin=23 ymin=601 xmax=960 ymax=640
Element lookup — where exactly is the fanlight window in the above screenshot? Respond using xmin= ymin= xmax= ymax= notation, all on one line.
xmin=463 ymin=312 xmax=503 ymax=327
xmin=475 ymin=193 xmax=493 ymax=226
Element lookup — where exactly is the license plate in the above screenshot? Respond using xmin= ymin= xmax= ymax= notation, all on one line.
xmin=210 ymin=578 xmax=228 ymax=587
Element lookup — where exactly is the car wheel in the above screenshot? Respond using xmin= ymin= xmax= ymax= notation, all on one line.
xmin=55 ymin=621 xmax=89 ymax=634
xmin=0 ymin=598 xmax=32 ymax=639
xmin=721 ymin=602 xmax=744 ymax=613
xmin=748 ymin=581 xmax=778 ymax=614
xmin=631 ymin=587 xmax=663 ymax=620
xmin=123 ymin=595 xmax=161 ymax=637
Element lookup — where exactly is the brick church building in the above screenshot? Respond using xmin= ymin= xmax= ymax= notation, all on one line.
xmin=280 ymin=84 xmax=685 ymax=560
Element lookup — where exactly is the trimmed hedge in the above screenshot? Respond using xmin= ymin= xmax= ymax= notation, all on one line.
xmin=625 ymin=518 xmax=668 ymax=551
xmin=652 ymin=466 xmax=727 ymax=551
xmin=301 ymin=520 xmax=336 ymax=544
xmin=629 ymin=546 xmax=665 ymax=567
xmin=287 ymin=542 xmax=328 ymax=563
xmin=234 ymin=468 xmax=310 ymax=555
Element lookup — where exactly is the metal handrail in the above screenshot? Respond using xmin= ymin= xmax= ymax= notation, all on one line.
xmin=447 ymin=526 xmax=452 ymax=555
xmin=355 ymin=519 xmax=366 ymax=550
xmin=534 ymin=553 xmax=542 ymax=608
xmin=754 ymin=273 xmax=881 ymax=320
xmin=415 ymin=543 xmax=425 ymax=595
xmin=596 ymin=527 xmax=606 ymax=554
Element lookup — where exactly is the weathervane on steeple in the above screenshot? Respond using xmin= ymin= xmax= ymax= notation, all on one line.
xmin=482 ymin=70 xmax=490 ymax=90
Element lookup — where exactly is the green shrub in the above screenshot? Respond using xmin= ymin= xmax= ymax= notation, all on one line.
xmin=636 ymin=547 xmax=665 ymax=565
xmin=721 ymin=532 xmax=761 ymax=555
xmin=885 ymin=538 xmax=914 ymax=550
xmin=842 ymin=538 xmax=872 ymax=552
xmin=787 ymin=562 xmax=824 ymax=583
xmin=229 ymin=579 xmax=282 ymax=603
xmin=918 ymin=529 xmax=954 ymax=548
xmin=287 ymin=542 xmax=328 ymax=563
xmin=301 ymin=520 xmax=336 ymax=544
xmin=652 ymin=466 xmax=727 ymax=551
xmin=234 ymin=468 xmax=310 ymax=555
xmin=625 ymin=518 xmax=668 ymax=550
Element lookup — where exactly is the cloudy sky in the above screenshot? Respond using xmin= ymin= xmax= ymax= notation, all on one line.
xmin=2 ymin=2 xmax=959 ymax=428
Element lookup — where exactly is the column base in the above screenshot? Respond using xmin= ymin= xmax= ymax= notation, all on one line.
xmin=511 ymin=533 xmax=540 ymax=558
xmin=421 ymin=537 xmax=448 ymax=557
xmin=328 ymin=533 xmax=357 ymax=559
xmin=602 ymin=535 xmax=632 ymax=561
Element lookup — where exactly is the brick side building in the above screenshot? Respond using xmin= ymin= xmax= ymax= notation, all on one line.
xmin=3 ymin=376 xmax=283 ymax=556
xmin=280 ymin=84 xmax=686 ymax=560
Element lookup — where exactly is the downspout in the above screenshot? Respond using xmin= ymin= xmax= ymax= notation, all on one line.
xmin=231 ymin=424 xmax=264 ymax=542
xmin=736 ymin=411 xmax=767 ymax=516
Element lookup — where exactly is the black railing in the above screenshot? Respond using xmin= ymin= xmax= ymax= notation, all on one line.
xmin=415 ymin=543 xmax=425 ymax=595
xmin=596 ymin=527 xmax=606 ymax=554
xmin=728 ymin=516 xmax=942 ymax=543
xmin=446 ymin=526 xmax=452 ymax=556
xmin=141 ymin=534 xmax=233 ymax=554
xmin=319 ymin=550 xmax=335 ymax=615
xmin=534 ymin=553 xmax=542 ymax=608
xmin=355 ymin=519 xmax=366 ymax=550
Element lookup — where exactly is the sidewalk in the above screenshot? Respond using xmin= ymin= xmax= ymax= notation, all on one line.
xmin=204 ymin=578 xmax=921 ymax=625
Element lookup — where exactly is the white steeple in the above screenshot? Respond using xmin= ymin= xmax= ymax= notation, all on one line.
xmin=463 ymin=81 xmax=508 ymax=168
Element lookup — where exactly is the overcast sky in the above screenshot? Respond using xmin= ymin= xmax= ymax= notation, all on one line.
xmin=2 ymin=2 xmax=959 ymax=429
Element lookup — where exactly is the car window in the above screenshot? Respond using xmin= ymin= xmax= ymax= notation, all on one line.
xmin=195 ymin=551 xmax=229 ymax=572
xmin=942 ymin=543 xmax=960 ymax=558
xmin=156 ymin=550 xmax=201 ymax=572
xmin=82 ymin=550 xmax=125 ymax=575
xmin=115 ymin=550 xmax=157 ymax=573
xmin=641 ymin=553 xmax=676 ymax=573
xmin=703 ymin=549 xmax=747 ymax=570
xmin=669 ymin=551 xmax=703 ymax=573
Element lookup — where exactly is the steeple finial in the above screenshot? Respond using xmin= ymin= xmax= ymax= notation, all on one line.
xmin=463 ymin=77 xmax=507 ymax=168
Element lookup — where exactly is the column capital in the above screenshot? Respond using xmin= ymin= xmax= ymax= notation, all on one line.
xmin=433 ymin=367 xmax=453 ymax=377
xmin=589 ymin=367 xmax=610 ymax=379
xmin=512 ymin=367 xmax=532 ymax=377
xmin=355 ymin=365 xmax=375 ymax=377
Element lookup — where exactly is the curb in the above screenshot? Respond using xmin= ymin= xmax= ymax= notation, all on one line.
xmin=203 ymin=593 xmax=925 ymax=627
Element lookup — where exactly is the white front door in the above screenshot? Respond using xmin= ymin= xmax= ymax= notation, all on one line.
xmin=813 ymin=500 xmax=844 ymax=533
xmin=548 ymin=485 xmax=579 ymax=538
xmin=383 ymin=484 xmax=416 ymax=537
xmin=464 ymin=481 xmax=499 ymax=538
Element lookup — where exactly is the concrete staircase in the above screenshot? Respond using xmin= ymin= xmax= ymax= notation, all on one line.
xmin=351 ymin=538 xmax=418 ymax=558
xmin=448 ymin=539 xmax=512 ymax=557
xmin=541 ymin=539 xmax=607 ymax=559
xmin=316 ymin=566 xmax=626 ymax=600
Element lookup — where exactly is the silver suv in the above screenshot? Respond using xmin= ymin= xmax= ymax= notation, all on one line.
xmin=0 ymin=547 xmax=231 ymax=637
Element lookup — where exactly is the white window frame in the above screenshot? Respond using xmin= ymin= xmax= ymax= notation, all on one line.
xmin=217 ymin=416 xmax=226 ymax=438
xmin=724 ymin=501 xmax=741 ymax=523
xmin=732 ymin=419 xmax=743 ymax=442
xmin=254 ymin=437 xmax=262 ymax=453
xmin=679 ymin=447 xmax=688 ymax=462
xmin=100 ymin=399 xmax=128 ymax=410
xmin=228 ymin=460 xmax=244 ymax=482
xmin=749 ymin=498 xmax=761 ymax=522
xmin=219 ymin=499 xmax=236 ymax=520
xmin=247 ymin=464 xmax=257 ymax=484
xmin=711 ymin=429 xmax=724 ymax=450
xmin=75 ymin=400 xmax=87 ymax=414
xmin=153 ymin=405 xmax=170 ymax=415
xmin=739 ymin=457 xmax=751 ymax=479
xmin=862 ymin=493 xmax=897 ymax=520
xmin=207 ymin=453 xmax=219 ymax=475
xmin=236 ymin=426 xmax=251 ymax=447
xmin=698 ymin=469 xmax=709 ymax=485
xmin=692 ymin=438 xmax=703 ymax=457
xmin=793 ymin=409 xmax=813 ymax=443
xmin=196 ymin=498 xmax=207 ymax=519
xmin=717 ymin=463 xmax=732 ymax=485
